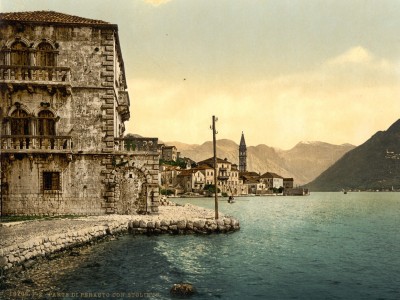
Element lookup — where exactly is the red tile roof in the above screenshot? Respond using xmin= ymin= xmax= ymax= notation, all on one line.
xmin=0 ymin=11 xmax=110 ymax=25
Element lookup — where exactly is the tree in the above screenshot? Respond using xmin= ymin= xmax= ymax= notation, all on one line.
xmin=204 ymin=184 xmax=221 ymax=194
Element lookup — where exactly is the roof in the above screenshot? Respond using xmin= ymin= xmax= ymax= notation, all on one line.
xmin=261 ymin=172 xmax=283 ymax=179
xmin=0 ymin=11 xmax=110 ymax=26
xmin=197 ymin=157 xmax=232 ymax=166
xmin=240 ymin=171 xmax=260 ymax=178
xmin=239 ymin=132 xmax=246 ymax=147
xmin=177 ymin=169 xmax=203 ymax=177
xmin=241 ymin=174 xmax=259 ymax=180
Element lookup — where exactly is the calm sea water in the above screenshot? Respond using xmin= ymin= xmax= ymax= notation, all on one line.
xmin=58 ymin=193 xmax=400 ymax=300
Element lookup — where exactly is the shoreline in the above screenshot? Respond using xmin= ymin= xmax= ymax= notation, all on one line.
xmin=0 ymin=203 xmax=240 ymax=274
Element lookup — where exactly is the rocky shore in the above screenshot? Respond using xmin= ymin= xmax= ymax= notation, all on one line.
xmin=0 ymin=203 xmax=240 ymax=274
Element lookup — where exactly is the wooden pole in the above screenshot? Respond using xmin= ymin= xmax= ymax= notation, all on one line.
xmin=212 ymin=115 xmax=219 ymax=219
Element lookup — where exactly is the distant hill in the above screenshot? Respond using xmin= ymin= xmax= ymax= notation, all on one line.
xmin=307 ymin=119 xmax=400 ymax=191
xmin=280 ymin=141 xmax=356 ymax=185
xmin=165 ymin=139 xmax=355 ymax=185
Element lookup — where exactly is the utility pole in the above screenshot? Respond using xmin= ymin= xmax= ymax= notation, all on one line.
xmin=211 ymin=115 xmax=219 ymax=219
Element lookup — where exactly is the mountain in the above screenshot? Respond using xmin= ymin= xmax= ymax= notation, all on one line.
xmin=165 ymin=139 xmax=355 ymax=185
xmin=307 ymin=119 xmax=400 ymax=191
xmin=281 ymin=141 xmax=356 ymax=185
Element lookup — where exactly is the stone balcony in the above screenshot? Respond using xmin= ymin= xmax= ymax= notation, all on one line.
xmin=117 ymin=91 xmax=130 ymax=122
xmin=0 ymin=65 xmax=71 ymax=88
xmin=0 ymin=135 xmax=73 ymax=153
xmin=115 ymin=137 xmax=159 ymax=154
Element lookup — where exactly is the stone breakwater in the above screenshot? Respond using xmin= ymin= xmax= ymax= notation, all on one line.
xmin=0 ymin=204 xmax=240 ymax=272
xmin=128 ymin=215 xmax=240 ymax=234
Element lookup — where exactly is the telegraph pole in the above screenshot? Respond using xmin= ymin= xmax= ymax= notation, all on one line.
xmin=211 ymin=115 xmax=219 ymax=219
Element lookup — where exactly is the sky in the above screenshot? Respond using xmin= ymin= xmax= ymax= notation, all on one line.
xmin=2 ymin=0 xmax=400 ymax=149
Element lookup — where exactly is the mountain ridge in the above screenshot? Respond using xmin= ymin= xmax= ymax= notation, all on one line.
xmin=307 ymin=119 xmax=400 ymax=191
xmin=165 ymin=139 xmax=355 ymax=185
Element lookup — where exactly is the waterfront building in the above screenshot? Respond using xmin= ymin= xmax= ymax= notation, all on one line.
xmin=176 ymin=168 xmax=206 ymax=194
xmin=261 ymin=172 xmax=284 ymax=190
xmin=283 ymin=178 xmax=294 ymax=189
xmin=240 ymin=172 xmax=267 ymax=195
xmin=239 ymin=132 xmax=247 ymax=172
xmin=0 ymin=11 xmax=159 ymax=216
xmin=197 ymin=157 xmax=244 ymax=195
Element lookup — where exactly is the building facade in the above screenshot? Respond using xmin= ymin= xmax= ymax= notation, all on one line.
xmin=261 ymin=172 xmax=284 ymax=190
xmin=0 ymin=11 xmax=159 ymax=216
xmin=176 ymin=168 xmax=206 ymax=194
xmin=198 ymin=157 xmax=243 ymax=196
xmin=161 ymin=146 xmax=178 ymax=162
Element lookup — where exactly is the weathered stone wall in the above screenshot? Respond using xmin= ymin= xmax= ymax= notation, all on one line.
xmin=1 ymin=152 xmax=160 ymax=216
xmin=57 ymin=88 xmax=106 ymax=152
xmin=1 ymin=154 xmax=105 ymax=215
xmin=102 ymin=153 xmax=160 ymax=214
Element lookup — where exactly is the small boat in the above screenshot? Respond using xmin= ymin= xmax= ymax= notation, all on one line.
xmin=228 ymin=196 xmax=235 ymax=203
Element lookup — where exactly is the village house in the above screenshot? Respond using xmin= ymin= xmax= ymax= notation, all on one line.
xmin=260 ymin=172 xmax=284 ymax=191
xmin=0 ymin=11 xmax=159 ymax=216
xmin=176 ymin=167 xmax=206 ymax=194
xmin=197 ymin=157 xmax=244 ymax=196
xmin=240 ymin=172 xmax=265 ymax=195
xmin=200 ymin=164 xmax=215 ymax=185
xmin=159 ymin=164 xmax=180 ymax=190
xmin=161 ymin=145 xmax=178 ymax=162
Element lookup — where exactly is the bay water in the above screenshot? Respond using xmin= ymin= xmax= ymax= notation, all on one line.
xmin=58 ymin=192 xmax=400 ymax=299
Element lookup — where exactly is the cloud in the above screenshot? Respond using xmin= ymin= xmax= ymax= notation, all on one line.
xmin=143 ymin=0 xmax=172 ymax=7
xmin=327 ymin=46 xmax=373 ymax=65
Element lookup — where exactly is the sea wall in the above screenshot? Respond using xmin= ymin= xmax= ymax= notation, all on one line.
xmin=0 ymin=216 xmax=240 ymax=272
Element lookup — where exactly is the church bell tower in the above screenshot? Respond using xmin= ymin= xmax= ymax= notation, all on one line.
xmin=239 ymin=132 xmax=247 ymax=172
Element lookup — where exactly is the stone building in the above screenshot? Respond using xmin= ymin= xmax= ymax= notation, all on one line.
xmin=283 ymin=178 xmax=294 ymax=189
xmin=240 ymin=172 xmax=264 ymax=195
xmin=176 ymin=168 xmax=206 ymax=194
xmin=260 ymin=172 xmax=284 ymax=190
xmin=159 ymin=164 xmax=180 ymax=190
xmin=161 ymin=145 xmax=178 ymax=162
xmin=0 ymin=11 xmax=159 ymax=216
xmin=197 ymin=157 xmax=244 ymax=196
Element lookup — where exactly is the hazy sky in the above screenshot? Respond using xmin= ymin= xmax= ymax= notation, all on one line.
xmin=2 ymin=0 xmax=400 ymax=149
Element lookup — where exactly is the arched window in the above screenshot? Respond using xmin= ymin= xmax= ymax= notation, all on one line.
xmin=10 ymin=41 xmax=29 ymax=66
xmin=10 ymin=108 xmax=30 ymax=135
xmin=38 ymin=110 xmax=55 ymax=136
xmin=37 ymin=42 xmax=55 ymax=67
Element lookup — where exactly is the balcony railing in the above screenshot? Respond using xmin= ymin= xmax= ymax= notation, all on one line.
xmin=115 ymin=137 xmax=158 ymax=153
xmin=0 ymin=65 xmax=71 ymax=84
xmin=0 ymin=135 xmax=73 ymax=152
xmin=218 ymin=175 xmax=229 ymax=180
